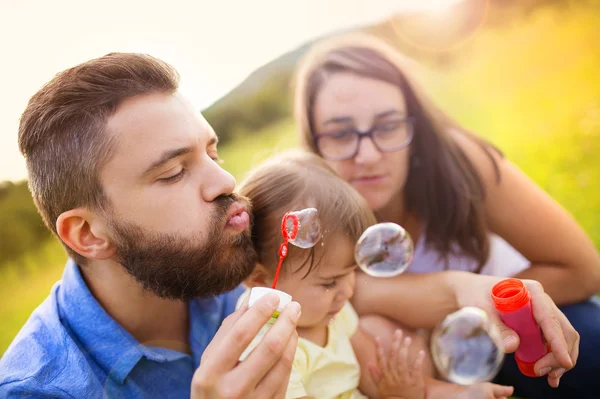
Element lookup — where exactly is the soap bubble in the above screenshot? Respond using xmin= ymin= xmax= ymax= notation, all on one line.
xmin=431 ymin=307 xmax=504 ymax=385
xmin=354 ymin=223 xmax=414 ymax=277
xmin=284 ymin=208 xmax=322 ymax=248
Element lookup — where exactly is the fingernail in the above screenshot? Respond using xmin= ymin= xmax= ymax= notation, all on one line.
xmin=266 ymin=294 xmax=280 ymax=307
xmin=538 ymin=367 xmax=552 ymax=376
xmin=503 ymin=335 xmax=517 ymax=349
xmin=289 ymin=302 xmax=301 ymax=318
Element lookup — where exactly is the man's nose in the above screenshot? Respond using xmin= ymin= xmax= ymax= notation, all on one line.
xmin=201 ymin=157 xmax=236 ymax=202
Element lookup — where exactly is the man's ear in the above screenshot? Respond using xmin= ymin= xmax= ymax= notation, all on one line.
xmin=56 ymin=208 xmax=116 ymax=261
xmin=244 ymin=263 xmax=272 ymax=288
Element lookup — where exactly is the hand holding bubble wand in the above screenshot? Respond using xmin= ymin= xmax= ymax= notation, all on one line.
xmin=249 ymin=207 xmax=322 ymax=302
xmin=240 ymin=208 xmax=322 ymax=360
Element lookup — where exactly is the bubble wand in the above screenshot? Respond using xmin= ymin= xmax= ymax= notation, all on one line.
xmin=272 ymin=212 xmax=298 ymax=289
xmin=239 ymin=208 xmax=321 ymax=361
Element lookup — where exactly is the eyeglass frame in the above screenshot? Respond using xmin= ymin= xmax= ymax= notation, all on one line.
xmin=312 ymin=116 xmax=416 ymax=161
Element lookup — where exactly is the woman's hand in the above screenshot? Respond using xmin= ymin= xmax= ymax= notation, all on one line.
xmin=453 ymin=274 xmax=579 ymax=388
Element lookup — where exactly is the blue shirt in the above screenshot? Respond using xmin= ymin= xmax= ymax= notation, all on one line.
xmin=0 ymin=260 xmax=244 ymax=398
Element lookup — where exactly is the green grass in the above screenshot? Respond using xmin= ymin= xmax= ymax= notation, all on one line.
xmin=0 ymin=240 xmax=66 ymax=355
xmin=218 ymin=118 xmax=298 ymax=181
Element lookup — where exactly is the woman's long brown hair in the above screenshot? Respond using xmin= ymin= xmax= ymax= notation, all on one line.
xmin=293 ymin=33 xmax=502 ymax=272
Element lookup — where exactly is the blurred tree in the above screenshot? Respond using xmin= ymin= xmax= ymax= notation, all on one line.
xmin=0 ymin=181 xmax=50 ymax=267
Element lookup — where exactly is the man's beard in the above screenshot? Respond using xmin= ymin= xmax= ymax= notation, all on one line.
xmin=107 ymin=194 xmax=257 ymax=301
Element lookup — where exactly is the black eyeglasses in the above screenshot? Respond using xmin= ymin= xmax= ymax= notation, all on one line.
xmin=313 ymin=117 xmax=415 ymax=161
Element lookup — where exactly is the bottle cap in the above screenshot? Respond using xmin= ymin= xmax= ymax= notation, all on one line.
xmin=249 ymin=287 xmax=292 ymax=317
xmin=491 ymin=278 xmax=531 ymax=312
xmin=515 ymin=356 xmax=538 ymax=378
xmin=515 ymin=345 xmax=550 ymax=378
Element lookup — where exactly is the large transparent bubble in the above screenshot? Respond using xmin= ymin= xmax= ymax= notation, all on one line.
xmin=354 ymin=223 xmax=414 ymax=277
xmin=431 ymin=307 xmax=504 ymax=385
xmin=284 ymin=208 xmax=322 ymax=249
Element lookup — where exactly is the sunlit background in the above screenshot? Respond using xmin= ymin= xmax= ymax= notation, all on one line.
xmin=1 ymin=0 xmax=599 ymax=357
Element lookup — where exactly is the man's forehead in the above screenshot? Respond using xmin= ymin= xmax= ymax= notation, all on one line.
xmin=102 ymin=92 xmax=216 ymax=177
xmin=107 ymin=92 xmax=214 ymax=148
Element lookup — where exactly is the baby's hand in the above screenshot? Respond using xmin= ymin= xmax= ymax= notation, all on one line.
xmin=371 ymin=329 xmax=426 ymax=399
xmin=454 ymin=382 xmax=514 ymax=399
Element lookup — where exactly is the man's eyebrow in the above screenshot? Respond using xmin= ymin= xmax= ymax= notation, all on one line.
xmin=140 ymin=146 xmax=194 ymax=179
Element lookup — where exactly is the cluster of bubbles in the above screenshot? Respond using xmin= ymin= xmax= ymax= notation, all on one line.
xmin=353 ymin=222 xmax=504 ymax=384
xmin=282 ymin=211 xmax=504 ymax=385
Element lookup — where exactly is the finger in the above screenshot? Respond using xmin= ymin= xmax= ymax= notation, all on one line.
xmin=526 ymin=282 xmax=573 ymax=369
xmin=554 ymin=301 xmax=580 ymax=368
xmin=543 ymin=364 xmax=564 ymax=389
xmin=549 ymin=367 xmax=566 ymax=380
xmin=491 ymin=384 xmax=514 ymax=397
xmin=533 ymin=315 xmax=577 ymax=378
xmin=219 ymin=294 xmax=250 ymax=331
xmin=368 ymin=363 xmax=382 ymax=383
xmin=231 ymin=301 xmax=301 ymax=389
xmin=534 ymin=351 xmax=560 ymax=378
xmin=397 ymin=336 xmax=411 ymax=382
xmin=374 ymin=336 xmax=384 ymax=367
xmin=534 ymin=310 xmax=577 ymax=378
xmin=411 ymin=350 xmax=425 ymax=383
xmin=538 ymin=307 xmax=578 ymax=387
xmin=375 ymin=337 xmax=392 ymax=381
xmin=207 ymin=293 xmax=285 ymax=370
xmin=390 ymin=330 xmax=404 ymax=381
xmin=547 ymin=375 xmax=560 ymax=389
xmin=487 ymin=310 xmax=520 ymax=353
xmin=255 ymin=329 xmax=299 ymax=399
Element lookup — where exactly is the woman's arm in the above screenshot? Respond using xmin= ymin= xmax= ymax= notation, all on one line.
xmin=454 ymin=131 xmax=600 ymax=305
xmin=351 ymin=271 xmax=580 ymax=388
xmin=351 ymin=271 xmax=460 ymax=330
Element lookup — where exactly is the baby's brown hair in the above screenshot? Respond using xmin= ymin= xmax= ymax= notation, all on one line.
xmin=237 ymin=150 xmax=377 ymax=278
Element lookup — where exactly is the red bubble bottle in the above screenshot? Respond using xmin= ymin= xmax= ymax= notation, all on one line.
xmin=491 ymin=278 xmax=549 ymax=377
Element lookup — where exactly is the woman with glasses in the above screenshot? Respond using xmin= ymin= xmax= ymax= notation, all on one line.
xmin=293 ymin=33 xmax=600 ymax=398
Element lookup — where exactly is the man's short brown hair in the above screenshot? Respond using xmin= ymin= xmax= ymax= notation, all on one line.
xmin=18 ymin=53 xmax=180 ymax=264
